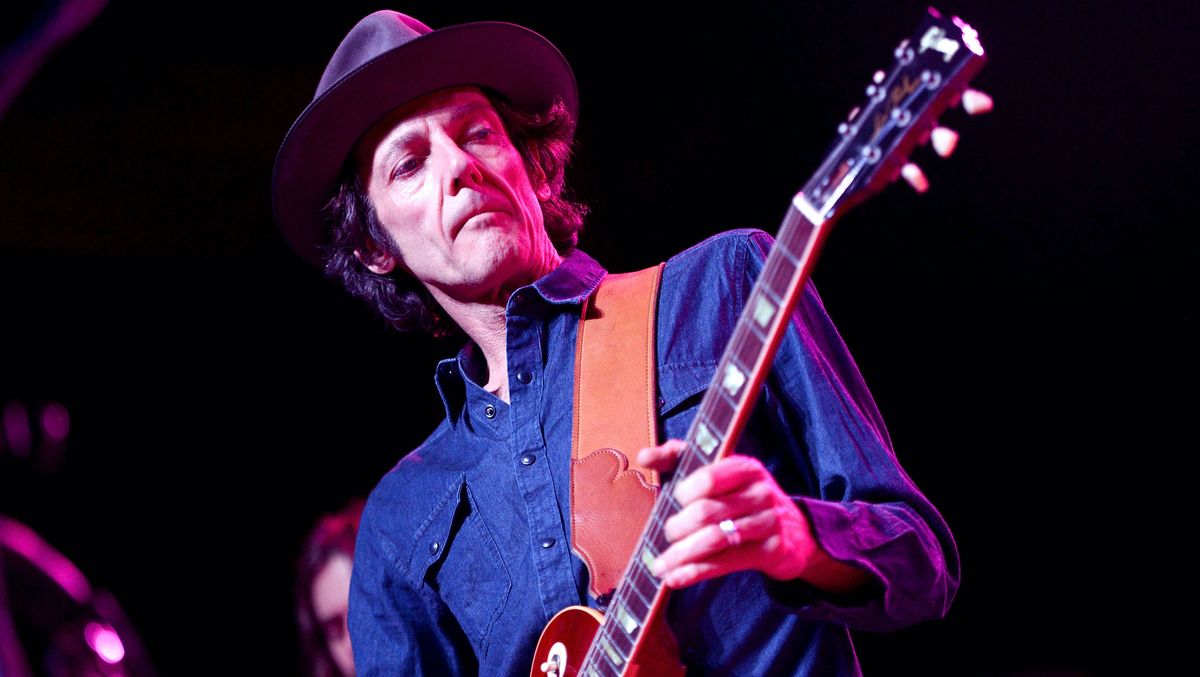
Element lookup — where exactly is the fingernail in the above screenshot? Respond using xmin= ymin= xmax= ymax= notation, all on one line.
xmin=650 ymin=558 xmax=663 ymax=577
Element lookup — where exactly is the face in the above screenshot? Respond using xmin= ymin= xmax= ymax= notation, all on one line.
xmin=312 ymin=553 xmax=355 ymax=676
xmin=354 ymin=86 xmax=559 ymax=307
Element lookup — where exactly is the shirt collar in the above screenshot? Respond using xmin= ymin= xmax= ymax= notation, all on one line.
xmin=433 ymin=248 xmax=607 ymax=427
xmin=529 ymin=247 xmax=606 ymax=305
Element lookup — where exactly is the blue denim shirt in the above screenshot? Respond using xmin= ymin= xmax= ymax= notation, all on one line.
xmin=348 ymin=229 xmax=959 ymax=676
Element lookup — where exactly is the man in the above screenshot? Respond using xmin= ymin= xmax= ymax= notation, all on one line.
xmin=272 ymin=10 xmax=976 ymax=675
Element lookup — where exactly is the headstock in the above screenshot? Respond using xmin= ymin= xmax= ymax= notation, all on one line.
xmin=798 ymin=7 xmax=986 ymax=220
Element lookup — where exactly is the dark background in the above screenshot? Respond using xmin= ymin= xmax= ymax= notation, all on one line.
xmin=2 ymin=1 xmax=1193 ymax=674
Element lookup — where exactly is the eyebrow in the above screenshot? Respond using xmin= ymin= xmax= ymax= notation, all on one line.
xmin=378 ymin=102 xmax=493 ymax=175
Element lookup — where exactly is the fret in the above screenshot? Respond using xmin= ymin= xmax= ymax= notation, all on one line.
xmin=676 ymin=441 xmax=712 ymax=478
xmin=751 ymin=292 xmax=777 ymax=330
xmin=719 ymin=361 xmax=747 ymax=400
xmin=627 ymin=569 xmax=657 ymax=607
xmin=773 ymin=233 xmax=802 ymax=267
xmin=592 ymin=638 xmax=624 ymax=672
xmin=655 ymin=491 xmax=681 ymax=517
xmin=734 ymin=324 xmax=765 ymax=374
xmin=693 ymin=421 xmax=720 ymax=456
xmin=639 ymin=543 xmax=658 ymax=574
xmin=705 ymin=389 xmax=735 ymax=433
xmin=650 ymin=521 xmax=674 ymax=555
xmin=763 ymin=253 xmax=797 ymax=300
xmin=612 ymin=601 xmax=641 ymax=636
xmin=600 ymin=618 xmax=635 ymax=659
xmin=600 ymin=641 xmax=624 ymax=668
xmin=780 ymin=213 xmax=816 ymax=259
xmin=618 ymin=577 xmax=653 ymax=614
xmin=744 ymin=306 xmax=770 ymax=344
xmin=617 ymin=573 xmax=651 ymax=610
xmin=756 ymin=275 xmax=785 ymax=312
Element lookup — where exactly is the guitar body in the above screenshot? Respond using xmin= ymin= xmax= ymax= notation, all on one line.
xmin=531 ymin=605 xmax=685 ymax=677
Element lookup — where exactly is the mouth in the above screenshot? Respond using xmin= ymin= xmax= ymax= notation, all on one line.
xmin=450 ymin=197 xmax=510 ymax=239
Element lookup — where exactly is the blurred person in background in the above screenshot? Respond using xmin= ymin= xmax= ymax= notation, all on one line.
xmin=295 ymin=498 xmax=365 ymax=677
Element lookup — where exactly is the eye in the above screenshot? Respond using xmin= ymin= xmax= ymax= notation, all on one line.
xmin=392 ymin=156 xmax=423 ymax=180
xmin=470 ymin=126 xmax=494 ymax=141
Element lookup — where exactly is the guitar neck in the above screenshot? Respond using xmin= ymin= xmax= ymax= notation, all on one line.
xmin=578 ymin=7 xmax=985 ymax=674
xmin=578 ymin=201 xmax=831 ymax=676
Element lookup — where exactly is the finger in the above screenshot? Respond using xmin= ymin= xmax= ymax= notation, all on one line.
xmin=652 ymin=508 xmax=776 ymax=579
xmin=672 ymin=454 xmax=765 ymax=505
xmin=662 ymin=480 xmax=771 ymax=542
xmin=931 ymin=126 xmax=958 ymax=158
xmin=962 ymin=88 xmax=993 ymax=115
xmin=660 ymin=545 xmax=758 ymax=589
xmin=660 ymin=550 xmax=743 ymax=588
xmin=662 ymin=523 xmax=800 ymax=588
xmin=636 ymin=438 xmax=686 ymax=472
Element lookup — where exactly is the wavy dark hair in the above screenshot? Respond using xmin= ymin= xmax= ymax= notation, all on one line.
xmin=294 ymin=498 xmax=366 ymax=677
xmin=321 ymin=86 xmax=589 ymax=336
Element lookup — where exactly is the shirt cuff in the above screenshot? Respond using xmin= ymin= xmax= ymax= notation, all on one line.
xmin=761 ymin=497 xmax=889 ymax=624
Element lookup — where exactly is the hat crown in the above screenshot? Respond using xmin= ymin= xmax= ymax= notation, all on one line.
xmin=316 ymin=11 xmax=433 ymax=99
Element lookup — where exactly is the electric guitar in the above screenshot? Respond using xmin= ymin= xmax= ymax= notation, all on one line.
xmin=532 ymin=8 xmax=987 ymax=675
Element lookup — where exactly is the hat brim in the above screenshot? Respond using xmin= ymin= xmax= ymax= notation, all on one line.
xmin=271 ymin=21 xmax=579 ymax=269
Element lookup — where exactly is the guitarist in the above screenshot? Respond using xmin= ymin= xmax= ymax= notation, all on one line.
xmin=272 ymin=10 xmax=981 ymax=675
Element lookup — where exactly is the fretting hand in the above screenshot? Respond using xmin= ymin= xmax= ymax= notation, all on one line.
xmin=637 ymin=440 xmax=871 ymax=593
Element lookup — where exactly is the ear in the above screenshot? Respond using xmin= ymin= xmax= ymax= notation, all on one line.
xmin=353 ymin=246 xmax=397 ymax=275
xmin=531 ymin=163 xmax=552 ymax=201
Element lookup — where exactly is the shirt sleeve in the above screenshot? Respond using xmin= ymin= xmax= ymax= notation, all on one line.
xmin=348 ymin=496 xmax=475 ymax=676
xmin=740 ymin=229 xmax=961 ymax=632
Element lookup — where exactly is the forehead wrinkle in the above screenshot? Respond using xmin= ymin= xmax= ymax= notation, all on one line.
xmin=377 ymin=100 xmax=494 ymax=171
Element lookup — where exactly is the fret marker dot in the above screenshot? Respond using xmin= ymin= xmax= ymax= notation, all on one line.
xmin=696 ymin=423 xmax=718 ymax=455
xmin=615 ymin=603 xmax=640 ymax=635
xmin=641 ymin=547 xmax=657 ymax=572
xmin=754 ymin=296 xmax=776 ymax=327
xmin=722 ymin=363 xmax=746 ymax=397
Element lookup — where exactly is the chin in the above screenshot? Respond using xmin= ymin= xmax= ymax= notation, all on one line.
xmin=462 ymin=232 xmax=539 ymax=292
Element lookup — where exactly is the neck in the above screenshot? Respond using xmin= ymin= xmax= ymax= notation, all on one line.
xmin=431 ymin=249 xmax=563 ymax=403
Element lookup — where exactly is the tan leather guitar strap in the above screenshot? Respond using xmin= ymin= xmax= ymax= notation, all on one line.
xmin=571 ymin=263 xmax=664 ymax=599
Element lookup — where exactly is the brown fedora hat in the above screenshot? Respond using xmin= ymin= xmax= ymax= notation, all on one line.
xmin=271 ymin=10 xmax=579 ymax=268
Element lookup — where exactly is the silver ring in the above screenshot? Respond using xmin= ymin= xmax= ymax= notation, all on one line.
xmin=718 ymin=518 xmax=742 ymax=547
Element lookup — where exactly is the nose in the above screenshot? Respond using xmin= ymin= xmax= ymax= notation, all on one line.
xmin=433 ymin=131 xmax=484 ymax=196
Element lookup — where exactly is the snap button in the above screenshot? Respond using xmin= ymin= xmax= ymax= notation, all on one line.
xmin=484 ymin=404 xmax=497 ymax=419
xmin=520 ymin=453 xmax=536 ymax=466
xmin=429 ymin=541 xmax=440 ymax=556
xmin=540 ymin=538 xmax=556 ymax=549
xmin=516 ymin=370 xmax=532 ymax=384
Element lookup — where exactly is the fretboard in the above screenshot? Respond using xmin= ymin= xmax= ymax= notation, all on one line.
xmin=578 ymin=197 xmax=831 ymax=676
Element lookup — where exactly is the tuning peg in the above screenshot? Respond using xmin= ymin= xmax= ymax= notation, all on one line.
xmin=901 ymin=162 xmax=929 ymax=193
xmin=931 ymin=127 xmax=959 ymax=157
xmin=962 ymin=89 xmax=994 ymax=115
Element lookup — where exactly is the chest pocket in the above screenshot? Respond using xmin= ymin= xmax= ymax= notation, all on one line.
xmin=657 ymin=361 xmax=717 ymax=441
xmin=408 ymin=477 xmax=512 ymax=659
